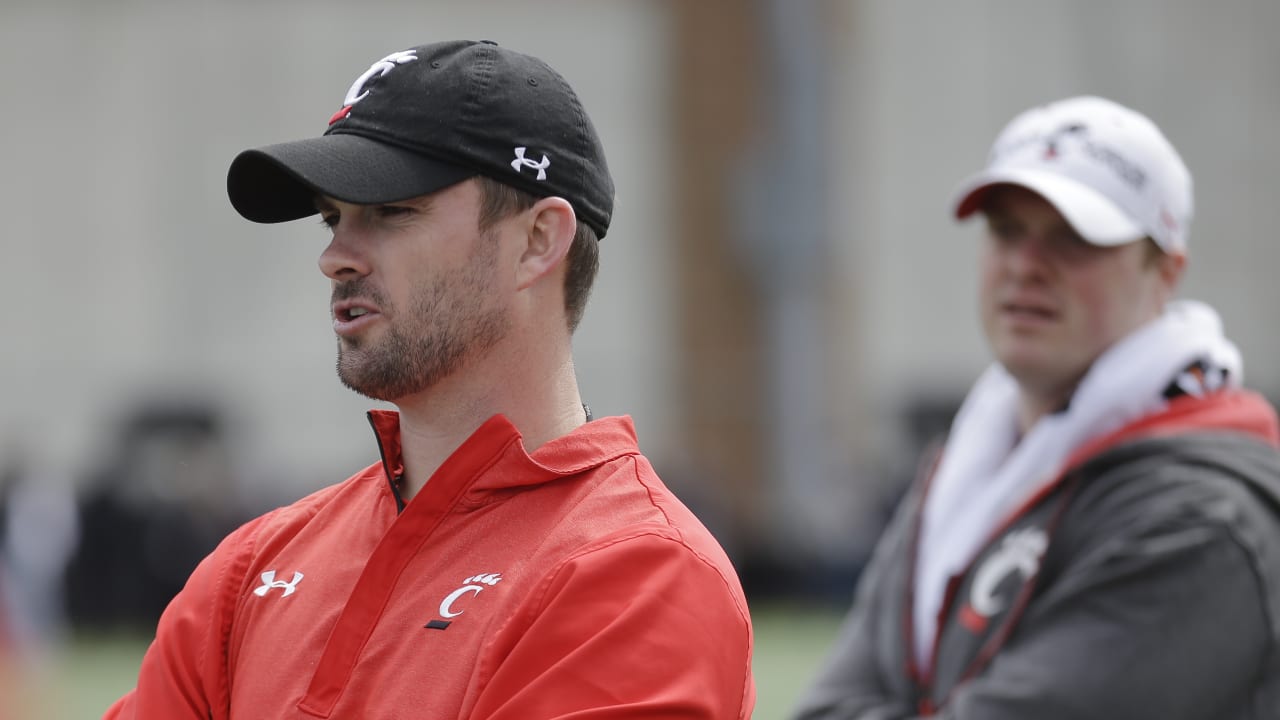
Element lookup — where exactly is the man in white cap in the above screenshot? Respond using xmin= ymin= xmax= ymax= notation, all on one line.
xmin=793 ymin=96 xmax=1280 ymax=719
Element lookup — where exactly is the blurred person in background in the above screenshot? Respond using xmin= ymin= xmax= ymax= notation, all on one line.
xmin=0 ymin=442 xmax=80 ymax=720
xmin=106 ymin=39 xmax=754 ymax=719
xmin=793 ymin=96 xmax=1280 ymax=719
xmin=0 ymin=524 xmax=14 ymax=720
xmin=0 ymin=443 xmax=79 ymax=662
xmin=66 ymin=404 xmax=248 ymax=633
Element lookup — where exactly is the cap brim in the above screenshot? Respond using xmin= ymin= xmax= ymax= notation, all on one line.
xmin=951 ymin=168 xmax=1144 ymax=247
xmin=227 ymin=133 xmax=476 ymax=224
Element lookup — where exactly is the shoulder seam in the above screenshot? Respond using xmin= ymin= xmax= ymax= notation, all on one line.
xmin=533 ymin=528 xmax=755 ymax=716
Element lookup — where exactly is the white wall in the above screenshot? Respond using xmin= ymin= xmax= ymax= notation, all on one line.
xmin=5 ymin=0 xmax=1278 ymax=522
xmin=0 ymin=0 xmax=675 ymax=500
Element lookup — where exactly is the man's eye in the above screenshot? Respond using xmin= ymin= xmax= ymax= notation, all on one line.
xmin=318 ymin=213 xmax=339 ymax=229
xmin=1053 ymin=233 xmax=1096 ymax=261
xmin=377 ymin=205 xmax=412 ymax=218
xmin=987 ymin=219 xmax=1018 ymax=240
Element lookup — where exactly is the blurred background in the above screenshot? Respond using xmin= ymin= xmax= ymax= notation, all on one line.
xmin=2 ymin=1 xmax=1278 ymax=717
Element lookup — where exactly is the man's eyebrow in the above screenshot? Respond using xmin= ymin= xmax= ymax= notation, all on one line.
xmin=311 ymin=195 xmax=438 ymax=214
xmin=397 ymin=193 xmax=437 ymax=213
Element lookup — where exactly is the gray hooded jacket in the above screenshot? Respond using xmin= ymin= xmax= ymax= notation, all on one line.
xmin=793 ymin=390 xmax=1280 ymax=719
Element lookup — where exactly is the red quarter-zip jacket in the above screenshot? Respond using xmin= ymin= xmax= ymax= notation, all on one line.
xmin=105 ymin=413 xmax=756 ymax=719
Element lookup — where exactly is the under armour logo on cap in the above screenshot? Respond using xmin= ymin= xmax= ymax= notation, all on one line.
xmin=511 ymin=147 xmax=550 ymax=180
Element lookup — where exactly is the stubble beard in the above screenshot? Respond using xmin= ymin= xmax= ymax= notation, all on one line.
xmin=334 ymin=236 xmax=508 ymax=403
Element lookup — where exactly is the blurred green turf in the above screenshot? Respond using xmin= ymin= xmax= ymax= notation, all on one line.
xmin=751 ymin=602 xmax=843 ymax=719
xmin=19 ymin=602 xmax=843 ymax=720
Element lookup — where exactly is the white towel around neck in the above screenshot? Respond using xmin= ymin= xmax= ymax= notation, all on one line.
xmin=912 ymin=300 xmax=1242 ymax=669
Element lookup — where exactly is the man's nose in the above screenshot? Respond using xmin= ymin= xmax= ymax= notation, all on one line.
xmin=318 ymin=225 xmax=372 ymax=280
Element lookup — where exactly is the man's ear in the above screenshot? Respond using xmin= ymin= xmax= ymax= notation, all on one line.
xmin=515 ymin=196 xmax=576 ymax=291
xmin=1157 ymin=249 xmax=1187 ymax=299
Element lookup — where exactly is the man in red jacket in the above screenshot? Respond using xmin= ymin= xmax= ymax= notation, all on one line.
xmin=106 ymin=39 xmax=755 ymax=720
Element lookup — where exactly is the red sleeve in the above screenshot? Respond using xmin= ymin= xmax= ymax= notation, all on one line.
xmin=102 ymin=520 xmax=260 ymax=720
xmin=466 ymin=530 xmax=756 ymax=719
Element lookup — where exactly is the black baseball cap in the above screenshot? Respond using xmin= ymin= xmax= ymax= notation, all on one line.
xmin=227 ymin=40 xmax=614 ymax=238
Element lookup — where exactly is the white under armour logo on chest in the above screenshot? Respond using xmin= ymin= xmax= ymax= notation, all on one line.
xmin=253 ymin=570 xmax=304 ymax=597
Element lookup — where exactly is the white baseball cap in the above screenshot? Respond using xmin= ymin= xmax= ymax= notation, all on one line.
xmin=952 ymin=95 xmax=1193 ymax=254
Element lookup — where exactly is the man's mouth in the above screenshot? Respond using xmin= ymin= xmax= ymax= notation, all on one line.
xmin=332 ymin=301 xmax=382 ymax=332
xmin=1000 ymin=301 xmax=1058 ymax=323
xmin=1004 ymin=303 xmax=1053 ymax=316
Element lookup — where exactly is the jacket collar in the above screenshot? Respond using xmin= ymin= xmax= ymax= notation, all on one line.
xmin=1064 ymin=389 xmax=1280 ymax=472
xmin=366 ymin=410 xmax=642 ymax=499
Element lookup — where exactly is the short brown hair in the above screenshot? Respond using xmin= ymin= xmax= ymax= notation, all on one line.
xmin=1140 ymin=237 xmax=1166 ymax=267
xmin=475 ymin=176 xmax=600 ymax=332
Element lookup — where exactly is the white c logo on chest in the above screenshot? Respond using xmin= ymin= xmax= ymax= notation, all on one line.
xmin=439 ymin=585 xmax=483 ymax=618
xmin=438 ymin=573 xmax=503 ymax=619
xmin=969 ymin=527 xmax=1048 ymax=617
